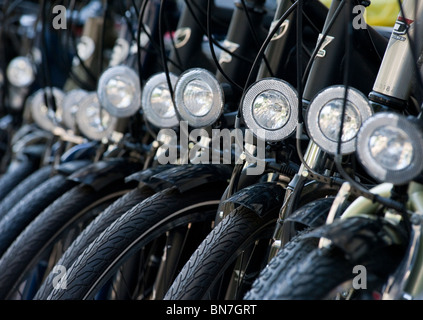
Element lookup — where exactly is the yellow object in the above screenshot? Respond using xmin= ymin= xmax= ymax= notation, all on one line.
xmin=319 ymin=0 xmax=400 ymax=27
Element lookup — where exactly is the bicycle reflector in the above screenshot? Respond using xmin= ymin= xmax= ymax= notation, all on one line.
xmin=7 ymin=56 xmax=35 ymax=88
xmin=174 ymin=68 xmax=224 ymax=128
xmin=241 ymin=78 xmax=298 ymax=142
xmin=76 ymin=92 xmax=117 ymax=141
xmin=29 ymin=87 xmax=65 ymax=132
xmin=357 ymin=112 xmax=423 ymax=185
xmin=97 ymin=65 xmax=141 ymax=118
xmin=141 ymin=72 xmax=179 ymax=129
xmin=306 ymin=86 xmax=373 ymax=155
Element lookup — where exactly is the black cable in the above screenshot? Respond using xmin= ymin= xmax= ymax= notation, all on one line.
xmin=136 ymin=0 xmax=150 ymax=87
xmin=239 ymin=0 xmax=274 ymax=77
xmin=236 ymin=0 xmax=298 ymax=121
xmin=159 ymin=0 xmax=175 ymax=102
xmin=301 ymin=0 xmax=346 ymax=87
xmin=296 ymin=0 xmax=303 ymax=124
xmin=337 ymin=0 xmax=352 ymax=157
xmin=137 ymin=0 xmax=182 ymax=74
xmin=40 ymin=0 xmax=58 ymax=114
xmin=99 ymin=0 xmax=110 ymax=75
xmin=183 ymin=0 xmax=253 ymax=65
xmin=207 ymin=0 xmax=244 ymax=92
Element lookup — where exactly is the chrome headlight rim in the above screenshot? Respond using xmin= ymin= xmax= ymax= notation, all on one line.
xmin=174 ymin=68 xmax=224 ymax=128
xmin=30 ymin=87 xmax=65 ymax=132
xmin=241 ymin=78 xmax=298 ymax=142
xmin=62 ymin=89 xmax=89 ymax=131
xmin=75 ymin=92 xmax=117 ymax=141
xmin=141 ymin=72 xmax=179 ymax=129
xmin=97 ymin=65 xmax=141 ymax=118
xmin=6 ymin=56 xmax=36 ymax=88
xmin=357 ymin=112 xmax=423 ymax=186
xmin=306 ymin=85 xmax=373 ymax=155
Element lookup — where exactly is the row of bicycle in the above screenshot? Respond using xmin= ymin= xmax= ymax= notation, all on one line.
xmin=0 ymin=0 xmax=421 ymax=300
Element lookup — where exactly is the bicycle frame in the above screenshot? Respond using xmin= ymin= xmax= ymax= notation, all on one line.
xmin=267 ymin=0 xmax=389 ymax=252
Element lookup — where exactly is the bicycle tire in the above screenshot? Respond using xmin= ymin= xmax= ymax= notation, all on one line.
xmin=0 ymin=173 xmax=77 ymax=258
xmin=46 ymin=182 xmax=227 ymax=300
xmin=0 ymin=164 xmax=54 ymax=220
xmin=0 ymin=178 xmax=137 ymax=299
xmin=244 ymin=229 xmax=318 ymax=300
xmin=165 ymin=206 xmax=278 ymax=300
xmin=34 ymin=185 xmax=155 ymax=299
xmin=0 ymin=157 xmax=38 ymax=202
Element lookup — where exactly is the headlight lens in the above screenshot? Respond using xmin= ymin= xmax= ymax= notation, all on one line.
xmin=174 ymin=68 xmax=224 ymax=128
xmin=369 ymin=127 xmax=413 ymax=171
xmin=252 ymin=89 xmax=291 ymax=130
xmin=29 ymin=88 xmax=65 ymax=132
xmin=76 ymin=92 xmax=117 ymax=141
xmin=141 ymin=72 xmax=179 ymax=128
xmin=183 ymin=79 xmax=213 ymax=117
xmin=97 ymin=66 xmax=141 ymax=118
xmin=62 ymin=89 xmax=88 ymax=131
xmin=357 ymin=112 xmax=423 ymax=185
xmin=318 ymin=100 xmax=361 ymax=142
xmin=6 ymin=56 xmax=35 ymax=88
xmin=306 ymin=86 xmax=373 ymax=155
xmin=241 ymin=78 xmax=298 ymax=142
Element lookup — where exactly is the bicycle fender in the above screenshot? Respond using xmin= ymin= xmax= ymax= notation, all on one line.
xmin=67 ymin=158 xmax=143 ymax=191
xmin=223 ymin=182 xmax=285 ymax=218
xmin=59 ymin=141 xmax=98 ymax=163
xmin=125 ymin=164 xmax=177 ymax=184
xmin=304 ymin=216 xmax=406 ymax=263
xmin=141 ymin=164 xmax=233 ymax=193
xmin=55 ymin=160 xmax=93 ymax=176
xmin=285 ymin=197 xmax=335 ymax=228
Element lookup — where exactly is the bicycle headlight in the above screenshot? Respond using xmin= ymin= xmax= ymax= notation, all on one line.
xmin=62 ymin=89 xmax=88 ymax=131
xmin=141 ymin=72 xmax=179 ymax=129
xmin=174 ymin=68 xmax=224 ymax=128
xmin=6 ymin=56 xmax=35 ymax=88
xmin=29 ymin=88 xmax=65 ymax=132
xmin=76 ymin=92 xmax=117 ymax=141
xmin=306 ymin=86 xmax=373 ymax=155
xmin=241 ymin=78 xmax=298 ymax=142
xmin=97 ymin=65 xmax=141 ymax=118
xmin=357 ymin=112 xmax=423 ymax=185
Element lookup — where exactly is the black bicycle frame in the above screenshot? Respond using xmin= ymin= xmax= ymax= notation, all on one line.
xmin=270 ymin=0 xmax=389 ymax=249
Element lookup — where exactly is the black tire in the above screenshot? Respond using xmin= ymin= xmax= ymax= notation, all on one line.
xmin=46 ymin=182 xmax=227 ymax=300
xmin=0 ymin=165 xmax=54 ymax=220
xmin=0 ymin=157 xmax=38 ymax=202
xmin=243 ymin=197 xmax=338 ymax=300
xmin=0 ymin=173 xmax=77 ymax=258
xmin=34 ymin=185 xmax=155 ymax=300
xmin=165 ymin=206 xmax=279 ymax=300
xmin=0 ymin=178 xmax=137 ymax=300
xmin=244 ymin=229 xmax=318 ymax=300
xmin=246 ymin=232 xmax=402 ymax=300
